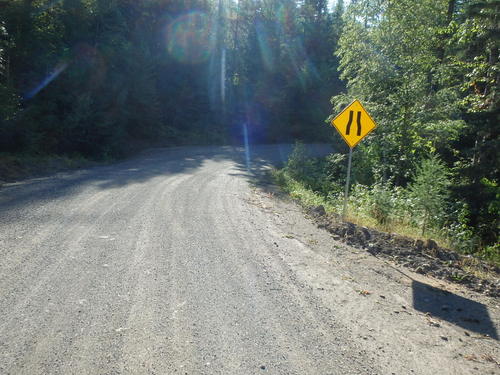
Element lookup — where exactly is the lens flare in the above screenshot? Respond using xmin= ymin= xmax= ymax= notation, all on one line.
xmin=243 ymin=122 xmax=251 ymax=171
xmin=167 ymin=12 xmax=212 ymax=64
xmin=276 ymin=4 xmax=294 ymax=32
xmin=256 ymin=21 xmax=275 ymax=71
xmin=221 ymin=48 xmax=226 ymax=104
xmin=285 ymin=39 xmax=307 ymax=88
xmin=274 ymin=4 xmax=321 ymax=88
xmin=24 ymin=62 xmax=68 ymax=99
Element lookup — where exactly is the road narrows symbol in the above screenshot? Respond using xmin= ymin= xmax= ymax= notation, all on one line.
xmin=331 ymin=99 xmax=376 ymax=149
xmin=345 ymin=111 xmax=361 ymax=137
xmin=345 ymin=111 xmax=363 ymax=136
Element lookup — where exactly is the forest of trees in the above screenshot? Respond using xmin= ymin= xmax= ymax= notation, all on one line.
xmin=0 ymin=1 xmax=498 ymax=255
xmin=0 ymin=0 xmax=344 ymax=156
xmin=334 ymin=0 xmax=499 ymax=257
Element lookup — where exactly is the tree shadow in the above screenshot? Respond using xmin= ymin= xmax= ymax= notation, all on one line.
xmin=0 ymin=146 xmax=219 ymax=214
xmin=412 ymin=280 xmax=498 ymax=339
xmin=0 ymin=143 xmax=332 ymax=216
xmin=228 ymin=143 xmax=333 ymax=193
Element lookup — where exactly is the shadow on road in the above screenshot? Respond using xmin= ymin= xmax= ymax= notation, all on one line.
xmin=0 ymin=147 xmax=210 ymax=212
xmin=228 ymin=143 xmax=333 ymax=192
xmin=412 ymin=280 xmax=498 ymax=339
xmin=0 ymin=144 xmax=332 ymax=216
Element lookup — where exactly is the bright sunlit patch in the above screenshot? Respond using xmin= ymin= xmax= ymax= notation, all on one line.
xmin=167 ymin=12 xmax=212 ymax=64
xmin=24 ymin=62 xmax=68 ymax=99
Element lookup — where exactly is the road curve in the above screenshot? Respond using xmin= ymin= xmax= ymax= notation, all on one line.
xmin=2 ymin=145 xmax=498 ymax=375
xmin=0 ymin=144 xmax=375 ymax=374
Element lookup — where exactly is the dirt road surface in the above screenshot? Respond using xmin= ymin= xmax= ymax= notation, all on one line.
xmin=0 ymin=145 xmax=498 ymax=374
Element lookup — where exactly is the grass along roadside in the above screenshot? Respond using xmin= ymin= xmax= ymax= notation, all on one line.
xmin=271 ymin=167 xmax=499 ymax=292
xmin=271 ymin=141 xmax=498 ymax=268
xmin=271 ymin=165 xmax=499 ymax=269
xmin=272 ymin=168 xmax=449 ymax=246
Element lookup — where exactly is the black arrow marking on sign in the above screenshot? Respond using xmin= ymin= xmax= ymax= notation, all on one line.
xmin=346 ymin=111 xmax=362 ymax=136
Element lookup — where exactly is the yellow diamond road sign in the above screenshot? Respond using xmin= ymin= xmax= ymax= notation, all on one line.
xmin=331 ymin=99 xmax=377 ymax=148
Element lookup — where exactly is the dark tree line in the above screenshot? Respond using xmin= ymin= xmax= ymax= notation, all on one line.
xmin=0 ymin=0 xmax=344 ymax=157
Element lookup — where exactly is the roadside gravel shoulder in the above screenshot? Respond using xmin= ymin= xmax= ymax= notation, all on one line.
xmin=248 ymin=183 xmax=500 ymax=375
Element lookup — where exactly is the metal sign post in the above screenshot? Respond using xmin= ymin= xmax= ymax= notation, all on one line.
xmin=343 ymin=147 xmax=353 ymax=220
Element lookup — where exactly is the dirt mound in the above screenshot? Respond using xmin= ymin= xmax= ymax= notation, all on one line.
xmin=308 ymin=206 xmax=500 ymax=298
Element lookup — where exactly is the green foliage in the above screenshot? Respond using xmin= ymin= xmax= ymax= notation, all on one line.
xmin=279 ymin=147 xmax=476 ymax=249
xmin=332 ymin=0 xmax=464 ymax=185
xmin=365 ymin=181 xmax=396 ymax=225
xmin=284 ymin=142 xmax=346 ymax=197
xmin=276 ymin=150 xmax=450 ymax=242
xmin=344 ymin=181 xmax=413 ymax=230
xmin=481 ymin=243 xmax=500 ymax=266
xmin=408 ymin=155 xmax=451 ymax=235
xmin=285 ymin=141 xmax=311 ymax=180
xmin=329 ymin=0 xmax=498 ymax=252
xmin=0 ymin=0 xmax=222 ymax=159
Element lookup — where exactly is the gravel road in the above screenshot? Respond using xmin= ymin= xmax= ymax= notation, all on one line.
xmin=0 ymin=145 xmax=498 ymax=375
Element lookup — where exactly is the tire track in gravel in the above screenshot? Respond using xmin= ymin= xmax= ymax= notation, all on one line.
xmin=0 ymin=167 xmax=195 ymax=374
xmin=145 ymin=158 xmax=379 ymax=374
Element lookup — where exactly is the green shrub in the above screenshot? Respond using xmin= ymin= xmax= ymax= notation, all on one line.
xmin=368 ymin=182 xmax=396 ymax=225
xmin=408 ymin=154 xmax=451 ymax=235
xmin=285 ymin=141 xmax=312 ymax=180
